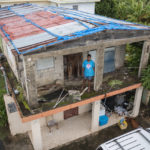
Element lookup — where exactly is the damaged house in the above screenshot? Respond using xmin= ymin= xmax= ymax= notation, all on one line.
xmin=0 ymin=3 xmax=150 ymax=150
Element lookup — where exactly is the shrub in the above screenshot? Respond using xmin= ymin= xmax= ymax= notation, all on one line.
xmin=0 ymin=72 xmax=7 ymax=127
xmin=125 ymin=42 xmax=143 ymax=73
xmin=141 ymin=65 xmax=150 ymax=90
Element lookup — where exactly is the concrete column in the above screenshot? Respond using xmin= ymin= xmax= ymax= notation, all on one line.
xmin=94 ymin=47 xmax=104 ymax=91
xmin=82 ymin=51 xmax=88 ymax=63
xmin=131 ymin=86 xmax=143 ymax=118
xmin=91 ymin=100 xmax=100 ymax=131
xmin=23 ymin=56 xmax=38 ymax=107
xmin=142 ymin=89 xmax=150 ymax=106
xmin=31 ymin=119 xmax=43 ymax=150
xmin=115 ymin=45 xmax=126 ymax=69
xmin=138 ymin=41 xmax=150 ymax=77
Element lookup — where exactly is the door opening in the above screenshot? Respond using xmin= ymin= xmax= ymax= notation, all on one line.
xmin=64 ymin=53 xmax=83 ymax=80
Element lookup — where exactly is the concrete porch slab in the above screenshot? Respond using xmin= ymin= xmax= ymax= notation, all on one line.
xmin=36 ymin=112 xmax=123 ymax=150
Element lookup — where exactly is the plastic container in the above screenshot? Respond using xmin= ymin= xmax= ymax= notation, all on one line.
xmin=99 ymin=104 xmax=105 ymax=116
xmin=99 ymin=115 xmax=109 ymax=126
xmin=118 ymin=119 xmax=128 ymax=130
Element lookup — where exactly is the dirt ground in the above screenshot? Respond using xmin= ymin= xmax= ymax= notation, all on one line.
xmin=0 ymin=104 xmax=150 ymax=150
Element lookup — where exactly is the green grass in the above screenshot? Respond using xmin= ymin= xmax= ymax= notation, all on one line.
xmin=0 ymin=71 xmax=7 ymax=127
xmin=108 ymin=80 xmax=123 ymax=88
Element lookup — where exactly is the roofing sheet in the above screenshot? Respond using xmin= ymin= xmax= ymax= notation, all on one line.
xmin=0 ymin=3 xmax=150 ymax=55
xmin=97 ymin=128 xmax=150 ymax=150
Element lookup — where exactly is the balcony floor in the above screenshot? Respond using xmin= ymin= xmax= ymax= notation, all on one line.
xmin=29 ymin=112 xmax=123 ymax=150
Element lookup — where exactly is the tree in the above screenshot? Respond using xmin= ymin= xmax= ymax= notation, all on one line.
xmin=96 ymin=0 xmax=150 ymax=69
xmin=125 ymin=42 xmax=143 ymax=72
xmin=141 ymin=65 xmax=150 ymax=90
xmin=115 ymin=0 xmax=150 ymax=24
xmin=96 ymin=0 xmax=150 ymax=25
xmin=95 ymin=0 xmax=117 ymax=18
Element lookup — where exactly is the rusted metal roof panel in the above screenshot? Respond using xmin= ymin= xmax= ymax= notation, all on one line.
xmin=0 ymin=3 xmax=150 ymax=55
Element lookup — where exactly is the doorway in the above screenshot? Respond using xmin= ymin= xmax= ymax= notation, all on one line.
xmin=89 ymin=48 xmax=116 ymax=74
xmin=64 ymin=53 xmax=83 ymax=80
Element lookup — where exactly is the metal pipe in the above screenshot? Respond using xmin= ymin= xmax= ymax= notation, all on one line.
xmin=0 ymin=66 xmax=10 ymax=95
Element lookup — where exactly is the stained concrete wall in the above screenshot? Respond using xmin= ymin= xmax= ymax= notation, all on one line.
xmin=21 ymin=41 xmax=105 ymax=106
xmin=46 ymin=104 xmax=92 ymax=123
xmin=35 ymin=55 xmax=64 ymax=87
xmin=79 ymin=103 xmax=92 ymax=114
xmin=4 ymin=95 xmax=47 ymax=135
xmin=47 ymin=112 xmax=64 ymax=122
xmin=0 ymin=1 xmax=50 ymax=7
xmin=2 ymin=39 xmax=19 ymax=79
xmin=4 ymin=95 xmax=31 ymax=136
xmin=0 ymin=1 xmax=95 ymax=14
xmin=58 ymin=2 xmax=95 ymax=14
xmin=22 ymin=53 xmax=64 ymax=106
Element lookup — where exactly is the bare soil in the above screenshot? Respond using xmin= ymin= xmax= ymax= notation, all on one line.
xmin=0 ymin=127 xmax=33 ymax=150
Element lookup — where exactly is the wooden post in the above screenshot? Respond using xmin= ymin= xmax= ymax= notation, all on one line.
xmin=138 ymin=41 xmax=150 ymax=77
xmin=94 ymin=47 xmax=105 ymax=91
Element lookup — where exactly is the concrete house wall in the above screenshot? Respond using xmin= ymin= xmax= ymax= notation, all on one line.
xmin=0 ymin=0 xmax=98 ymax=14
xmin=34 ymin=46 xmax=125 ymax=87
xmin=4 ymin=95 xmax=92 ymax=136
xmin=1 ymin=39 xmax=19 ymax=79
xmin=35 ymin=55 xmax=64 ymax=87
xmin=0 ymin=1 xmax=50 ymax=7
xmin=57 ymin=2 xmax=96 ymax=14
xmin=20 ymin=43 xmax=125 ymax=107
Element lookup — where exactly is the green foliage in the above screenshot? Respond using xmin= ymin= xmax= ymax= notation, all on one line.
xmin=96 ymin=0 xmax=150 ymax=78
xmin=108 ymin=80 xmax=123 ymax=88
xmin=115 ymin=0 xmax=150 ymax=24
xmin=17 ymin=86 xmax=24 ymax=102
xmin=96 ymin=0 xmax=150 ymax=25
xmin=95 ymin=0 xmax=117 ymax=18
xmin=141 ymin=65 xmax=150 ymax=90
xmin=125 ymin=42 xmax=143 ymax=72
xmin=22 ymin=100 xmax=30 ymax=111
xmin=0 ymin=72 xmax=7 ymax=127
xmin=17 ymin=86 xmax=31 ymax=111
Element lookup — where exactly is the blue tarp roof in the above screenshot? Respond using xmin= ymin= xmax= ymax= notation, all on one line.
xmin=0 ymin=3 xmax=150 ymax=55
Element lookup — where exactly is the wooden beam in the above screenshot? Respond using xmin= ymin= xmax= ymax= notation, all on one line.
xmin=94 ymin=47 xmax=104 ymax=91
xmin=138 ymin=41 xmax=150 ymax=77
xmin=21 ymin=83 xmax=142 ymax=123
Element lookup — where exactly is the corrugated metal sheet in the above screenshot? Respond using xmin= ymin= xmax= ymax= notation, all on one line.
xmin=98 ymin=128 xmax=150 ymax=150
xmin=11 ymin=22 xmax=93 ymax=48
xmin=0 ymin=3 xmax=150 ymax=55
